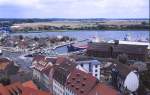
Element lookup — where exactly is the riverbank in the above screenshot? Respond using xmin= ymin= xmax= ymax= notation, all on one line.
xmin=12 ymin=29 xmax=150 ymax=33
xmin=10 ymin=19 xmax=149 ymax=32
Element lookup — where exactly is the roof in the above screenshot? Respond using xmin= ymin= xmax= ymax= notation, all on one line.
xmin=88 ymin=83 xmax=121 ymax=95
xmin=0 ymin=81 xmax=51 ymax=95
xmin=17 ymin=40 xmax=28 ymax=49
xmin=66 ymin=68 xmax=98 ymax=95
xmin=55 ymin=57 xmax=70 ymax=65
xmin=22 ymin=80 xmax=38 ymax=90
xmin=0 ymin=58 xmax=13 ymax=71
xmin=32 ymin=55 xmax=56 ymax=75
xmin=70 ymin=55 xmax=94 ymax=61
xmin=76 ymin=60 xmax=101 ymax=65
xmin=32 ymin=55 xmax=45 ymax=63
xmin=53 ymin=57 xmax=76 ymax=85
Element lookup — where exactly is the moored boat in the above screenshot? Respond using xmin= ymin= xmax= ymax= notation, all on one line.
xmin=67 ymin=44 xmax=87 ymax=52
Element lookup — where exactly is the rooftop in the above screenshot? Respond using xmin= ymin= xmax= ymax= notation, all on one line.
xmin=32 ymin=55 xmax=57 ymax=75
xmin=88 ymin=83 xmax=121 ymax=95
xmin=53 ymin=57 xmax=76 ymax=85
xmin=0 ymin=80 xmax=51 ymax=95
xmin=66 ymin=68 xmax=98 ymax=95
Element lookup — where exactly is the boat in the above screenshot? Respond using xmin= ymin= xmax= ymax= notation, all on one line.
xmin=67 ymin=44 xmax=87 ymax=52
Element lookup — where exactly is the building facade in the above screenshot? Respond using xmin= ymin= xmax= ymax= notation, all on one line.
xmin=76 ymin=60 xmax=101 ymax=80
xmin=87 ymin=42 xmax=148 ymax=61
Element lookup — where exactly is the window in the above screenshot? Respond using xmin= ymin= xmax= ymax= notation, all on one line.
xmin=95 ymin=74 xmax=97 ymax=76
xmin=95 ymin=70 xmax=97 ymax=72
xmin=95 ymin=65 xmax=98 ymax=68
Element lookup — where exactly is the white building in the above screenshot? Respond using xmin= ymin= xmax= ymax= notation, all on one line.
xmin=52 ymin=57 xmax=76 ymax=95
xmin=53 ymin=79 xmax=65 ymax=95
xmin=31 ymin=55 xmax=56 ymax=90
xmin=76 ymin=60 xmax=101 ymax=80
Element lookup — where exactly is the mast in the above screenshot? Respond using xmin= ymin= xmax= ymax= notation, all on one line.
xmin=149 ymin=30 xmax=150 ymax=49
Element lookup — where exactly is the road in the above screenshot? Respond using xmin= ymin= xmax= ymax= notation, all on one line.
xmin=0 ymin=50 xmax=33 ymax=71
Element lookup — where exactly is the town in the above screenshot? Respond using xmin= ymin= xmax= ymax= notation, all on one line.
xmin=0 ymin=26 xmax=150 ymax=95
xmin=0 ymin=0 xmax=149 ymax=94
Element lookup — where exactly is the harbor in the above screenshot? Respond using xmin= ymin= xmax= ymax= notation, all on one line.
xmin=0 ymin=30 xmax=149 ymax=69
xmin=0 ymin=29 xmax=150 ymax=95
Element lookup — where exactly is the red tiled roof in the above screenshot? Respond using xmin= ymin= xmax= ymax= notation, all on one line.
xmin=46 ymin=57 xmax=57 ymax=64
xmin=41 ymin=65 xmax=52 ymax=76
xmin=0 ymin=84 xmax=10 ymax=95
xmin=0 ymin=80 xmax=51 ymax=95
xmin=66 ymin=68 xmax=98 ymax=95
xmin=53 ymin=57 xmax=76 ymax=86
xmin=55 ymin=57 xmax=71 ymax=65
xmin=22 ymin=80 xmax=38 ymax=90
xmin=88 ymin=83 xmax=121 ymax=95
xmin=32 ymin=56 xmax=55 ymax=75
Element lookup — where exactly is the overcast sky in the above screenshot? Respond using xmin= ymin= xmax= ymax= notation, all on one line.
xmin=0 ymin=0 xmax=149 ymax=18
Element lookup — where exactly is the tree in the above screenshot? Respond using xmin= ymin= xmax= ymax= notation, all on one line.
xmin=0 ymin=76 xmax=11 ymax=86
xmin=117 ymin=53 xmax=128 ymax=64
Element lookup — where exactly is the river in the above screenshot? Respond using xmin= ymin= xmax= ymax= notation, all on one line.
xmin=11 ymin=30 xmax=149 ymax=41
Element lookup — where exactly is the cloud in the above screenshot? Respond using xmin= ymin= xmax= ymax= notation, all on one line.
xmin=0 ymin=0 xmax=149 ymax=18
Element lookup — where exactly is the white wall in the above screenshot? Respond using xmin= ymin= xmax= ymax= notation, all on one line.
xmin=42 ymin=74 xmax=50 ymax=89
xmin=64 ymin=87 xmax=75 ymax=95
xmin=92 ymin=64 xmax=100 ymax=80
xmin=78 ymin=60 xmax=101 ymax=80
xmin=82 ymin=64 xmax=90 ymax=72
xmin=53 ymin=79 xmax=65 ymax=95
xmin=33 ymin=69 xmax=41 ymax=81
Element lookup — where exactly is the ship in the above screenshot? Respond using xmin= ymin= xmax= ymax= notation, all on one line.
xmin=67 ymin=44 xmax=87 ymax=52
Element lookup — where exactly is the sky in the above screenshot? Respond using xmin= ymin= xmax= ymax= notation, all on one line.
xmin=0 ymin=0 xmax=149 ymax=18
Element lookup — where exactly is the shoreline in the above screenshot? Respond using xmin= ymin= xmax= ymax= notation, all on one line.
xmin=11 ymin=29 xmax=150 ymax=33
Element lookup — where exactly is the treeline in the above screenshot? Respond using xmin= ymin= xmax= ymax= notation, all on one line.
xmin=12 ymin=24 xmax=150 ymax=32
xmin=0 ymin=19 xmax=149 ymax=31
